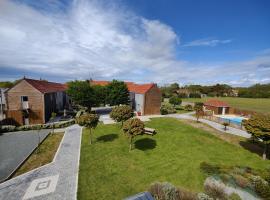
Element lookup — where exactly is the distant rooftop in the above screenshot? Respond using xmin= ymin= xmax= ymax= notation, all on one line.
xmin=90 ymin=80 xmax=156 ymax=94
xmin=204 ymin=99 xmax=230 ymax=107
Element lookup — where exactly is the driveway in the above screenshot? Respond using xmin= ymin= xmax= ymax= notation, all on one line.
xmin=0 ymin=129 xmax=51 ymax=182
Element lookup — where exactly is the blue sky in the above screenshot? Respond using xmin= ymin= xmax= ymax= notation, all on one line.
xmin=0 ymin=0 xmax=270 ymax=86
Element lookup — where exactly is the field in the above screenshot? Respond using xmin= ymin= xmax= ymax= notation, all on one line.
xmin=183 ymin=97 xmax=270 ymax=113
xmin=78 ymin=118 xmax=270 ymax=200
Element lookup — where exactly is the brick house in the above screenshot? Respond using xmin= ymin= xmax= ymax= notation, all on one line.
xmin=91 ymin=80 xmax=162 ymax=115
xmin=5 ymin=78 xmax=70 ymax=125
xmin=203 ymin=99 xmax=231 ymax=115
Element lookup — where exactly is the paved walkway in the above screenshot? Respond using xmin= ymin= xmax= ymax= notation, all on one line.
xmin=0 ymin=124 xmax=82 ymax=200
xmin=168 ymin=112 xmax=251 ymax=138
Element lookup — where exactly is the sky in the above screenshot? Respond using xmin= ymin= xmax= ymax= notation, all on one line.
xmin=0 ymin=0 xmax=270 ymax=86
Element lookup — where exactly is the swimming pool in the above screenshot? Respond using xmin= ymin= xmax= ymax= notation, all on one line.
xmin=218 ymin=116 xmax=246 ymax=125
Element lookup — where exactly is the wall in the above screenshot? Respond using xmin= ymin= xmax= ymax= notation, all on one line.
xmin=6 ymin=80 xmax=44 ymax=125
xmin=144 ymin=85 xmax=162 ymax=115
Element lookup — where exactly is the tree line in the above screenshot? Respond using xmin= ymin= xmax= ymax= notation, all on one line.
xmin=160 ymin=82 xmax=270 ymax=98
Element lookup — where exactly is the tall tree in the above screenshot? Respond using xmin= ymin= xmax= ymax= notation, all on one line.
xmin=243 ymin=114 xmax=270 ymax=160
xmin=106 ymin=80 xmax=130 ymax=106
xmin=123 ymin=118 xmax=144 ymax=151
xmin=67 ymin=81 xmax=97 ymax=111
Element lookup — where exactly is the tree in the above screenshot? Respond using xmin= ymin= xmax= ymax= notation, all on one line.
xmin=110 ymin=105 xmax=134 ymax=127
xmin=243 ymin=114 xmax=270 ymax=160
xmin=123 ymin=118 xmax=144 ymax=151
xmin=169 ymin=96 xmax=182 ymax=107
xmin=106 ymin=80 xmax=130 ymax=106
xmin=223 ymin=122 xmax=229 ymax=131
xmin=184 ymin=104 xmax=193 ymax=111
xmin=194 ymin=102 xmax=204 ymax=122
xmin=50 ymin=112 xmax=57 ymax=134
xmin=92 ymin=85 xmax=107 ymax=106
xmin=76 ymin=113 xmax=99 ymax=144
xmin=67 ymin=81 xmax=97 ymax=111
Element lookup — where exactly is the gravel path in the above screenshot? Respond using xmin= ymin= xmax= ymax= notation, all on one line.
xmin=0 ymin=124 xmax=82 ymax=200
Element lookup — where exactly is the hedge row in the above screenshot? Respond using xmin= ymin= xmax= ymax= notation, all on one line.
xmin=0 ymin=119 xmax=75 ymax=133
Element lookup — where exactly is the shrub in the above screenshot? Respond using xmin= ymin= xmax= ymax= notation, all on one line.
xmin=189 ymin=93 xmax=201 ymax=98
xmin=232 ymin=174 xmax=250 ymax=188
xmin=149 ymin=182 xmax=178 ymax=200
xmin=169 ymin=96 xmax=182 ymax=106
xmin=110 ymin=105 xmax=134 ymax=126
xmin=228 ymin=193 xmax=241 ymax=200
xmin=178 ymin=93 xmax=188 ymax=98
xmin=178 ymin=187 xmax=197 ymax=200
xmin=197 ymin=193 xmax=214 ymax=200
xmin=149 ymin=182 xmax=197 ymax=200
xmin=184 ymin=104 xmax=193 ymax=111
xmin=200 ymin=162 xmax=221 ymax=175
xmin=160 ymin=103 xmax=176 ymax=115
xmin=204 ymin=178 xmax=227 ymax=200
xmin=249 ymin=175 xmax=270 ymax=199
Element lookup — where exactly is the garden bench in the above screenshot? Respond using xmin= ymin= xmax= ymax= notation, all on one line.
xmin=144 ymin=127 xmax=156 ymax=136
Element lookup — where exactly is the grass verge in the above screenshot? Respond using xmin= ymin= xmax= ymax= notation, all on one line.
xmin=12 ymin=132 xmax=64 ymax=177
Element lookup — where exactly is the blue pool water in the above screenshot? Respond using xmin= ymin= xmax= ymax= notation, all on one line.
xmin=219 ymin=116 xmax=245 ymax=125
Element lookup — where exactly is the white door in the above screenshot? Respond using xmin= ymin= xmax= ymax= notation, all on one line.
xmin=24 ymin=117 xmax=29 ymax=125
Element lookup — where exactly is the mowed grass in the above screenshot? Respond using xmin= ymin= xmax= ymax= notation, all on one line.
xmin=183 ymin=97 xmax=270 ymax=113
xmin=78 ymin=118 xmax=270 ymax=200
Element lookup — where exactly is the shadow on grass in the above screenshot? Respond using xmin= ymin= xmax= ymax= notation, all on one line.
xmin=96 ymin=134 xmax=118 ymax=142
xmin=239 ymin=140 xmax=269 ymax=159
xmin=134 ymin=138 xmax=156 ymax=151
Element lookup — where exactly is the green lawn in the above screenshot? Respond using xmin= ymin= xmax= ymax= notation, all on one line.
xmin=78 ymin=118 xmax=270 ymax=199
xmin=183 ymin=97 xmax=270 ymax=113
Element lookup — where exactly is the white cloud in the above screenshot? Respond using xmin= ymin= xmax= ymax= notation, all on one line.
xmin=0 ymin=0 xmax=269 ymax=86
xmin=183 ymin=38 xmax=232 ymax=47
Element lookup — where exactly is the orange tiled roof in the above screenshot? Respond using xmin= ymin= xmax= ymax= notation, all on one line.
xmin=91 ymin=80 xmax=155 ymax=94
xmin=204 ymin=99 xmax=230 ymax=107
xmin=24 ymin=78 xmax=67 ymax=93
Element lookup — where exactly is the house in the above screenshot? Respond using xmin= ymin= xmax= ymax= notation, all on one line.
xmin=5 ymin=78 xmax=70 ymax=125
xmin=0 ymin=88 xmax=8 ymax=120
xmin=203 ymin=99 xmax=231 ymax=115
xmin=90 ymin=80 xmax=162 ymax=115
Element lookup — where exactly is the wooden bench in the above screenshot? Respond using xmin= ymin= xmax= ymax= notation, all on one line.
xmin=144 ymin=127 xmax=156 ymax=136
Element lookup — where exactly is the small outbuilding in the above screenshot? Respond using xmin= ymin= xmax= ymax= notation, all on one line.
xmin=203 ymin=99 xmax=230 ymax=115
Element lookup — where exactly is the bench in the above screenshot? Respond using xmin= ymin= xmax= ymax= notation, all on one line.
xmin=144 ymin=127 xmax=156 ymax=136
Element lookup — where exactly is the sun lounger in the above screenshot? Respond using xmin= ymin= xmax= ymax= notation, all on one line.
xmin=144 ymin=127 xmax=156 ymax=136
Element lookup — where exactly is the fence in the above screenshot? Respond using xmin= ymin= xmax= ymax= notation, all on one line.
xmin=203 ymin=115 xmax=244 ymax=130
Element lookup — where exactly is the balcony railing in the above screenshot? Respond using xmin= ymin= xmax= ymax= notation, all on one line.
xmin=21 ymin=101 xmax=29 ymax=110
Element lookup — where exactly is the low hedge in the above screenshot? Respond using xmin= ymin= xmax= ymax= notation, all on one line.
xmin=0 ymin=119 xmax=75 ymax=133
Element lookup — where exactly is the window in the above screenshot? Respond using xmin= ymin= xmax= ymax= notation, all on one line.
xmin=21 ymin=96 xmax=28 ymax=102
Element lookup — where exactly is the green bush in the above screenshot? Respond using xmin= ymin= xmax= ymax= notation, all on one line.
xmin=228 ymin=193 xmax=241 ymax=200
xmin=189 ymin=93 xmax=201 ymax=98
xmin=110 ymin=105 xmax=134 ymax=126
xmin=169 ymin=96 xmax=182 ymax=106
xmin=160 ymin=103 xmax=176 ymax=115
xmin=184 ymin=104 xmax=193 ymax=111
xmin=249 ymin=175 xmax=270 ymax=199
